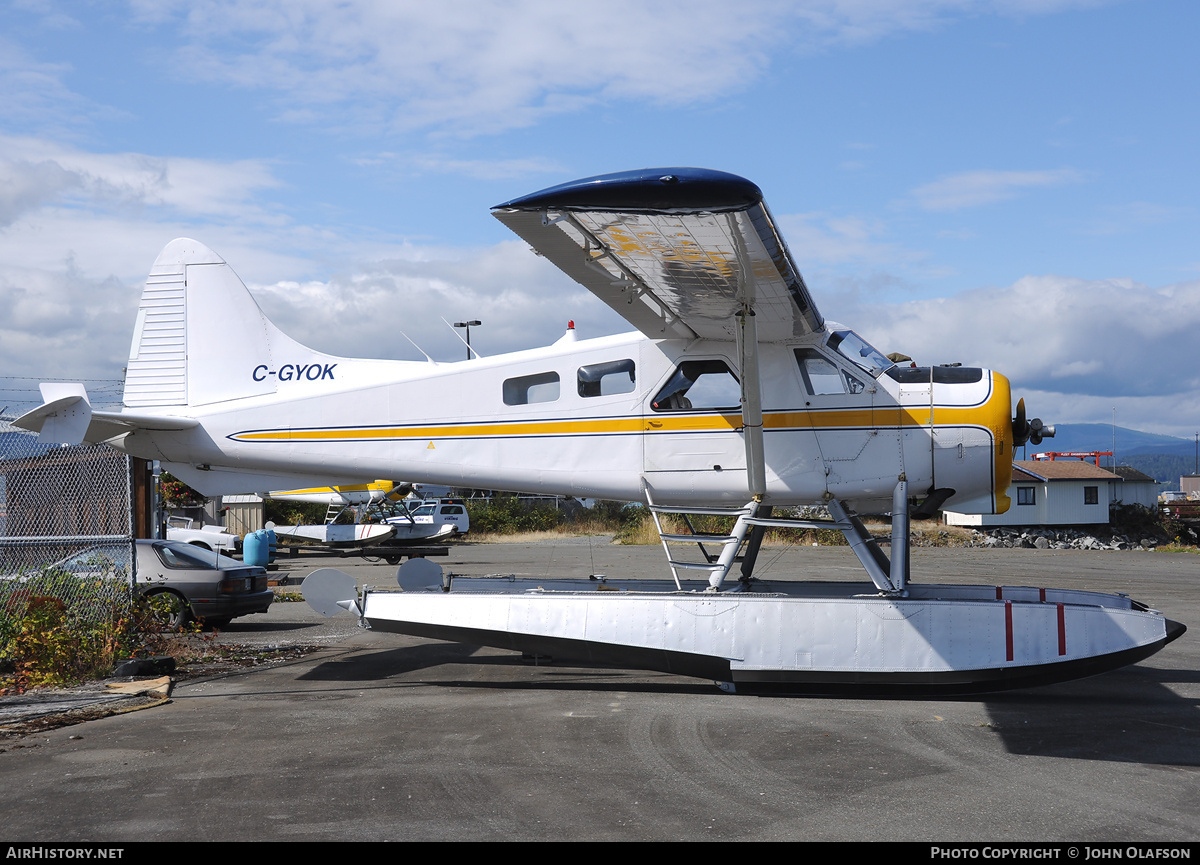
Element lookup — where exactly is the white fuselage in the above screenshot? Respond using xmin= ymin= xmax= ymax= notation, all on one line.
xmin=116 ymin=330 xmax=1012 ymax=514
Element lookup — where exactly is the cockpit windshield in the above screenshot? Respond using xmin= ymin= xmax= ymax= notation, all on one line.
xmin=826 ymin=330 xmax=894 ymax=378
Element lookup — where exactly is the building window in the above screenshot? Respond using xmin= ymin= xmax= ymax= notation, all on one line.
xmin=1084 ymin=486 xmax=1098 ymax=505
xmin=503 ymin=372 xmax=560 ymax=405
xmin=1017 ymin=487 xmax=1036 ymax=505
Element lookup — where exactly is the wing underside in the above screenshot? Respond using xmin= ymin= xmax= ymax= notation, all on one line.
xmin=493 ymin=168 xmax=823 ymax=343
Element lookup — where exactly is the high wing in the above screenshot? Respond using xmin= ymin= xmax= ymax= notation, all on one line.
xmin=492 ymin=167 xmax=824 ymax=343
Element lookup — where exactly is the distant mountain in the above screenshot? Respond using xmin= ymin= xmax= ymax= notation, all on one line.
xmin=1010 ymin=423 xmax=1197 ymax=485
xmin=1018 ymin=423 xmax=1196 ymax=460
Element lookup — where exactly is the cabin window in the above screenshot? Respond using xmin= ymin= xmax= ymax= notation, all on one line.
xmin=1084 ymin=486 xmax=1099 ymax=505
xmin=795 ymin=349 xmax=865 ymax=395
xmin=503 ymin=372 xmax=560 ymax=406
xmin=651 ymin=360 xmax=740 ymax=412
xmin=1017 ymin=487 xmax=1036 ymax=505
xmin=578 ymin=359 xmax=636 ymax=397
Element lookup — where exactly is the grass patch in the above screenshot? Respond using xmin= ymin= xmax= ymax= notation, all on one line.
xmin=1153 ymin=543 xmax=1200 ymax=554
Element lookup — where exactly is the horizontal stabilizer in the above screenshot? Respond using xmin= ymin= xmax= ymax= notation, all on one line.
xmin=15 ymin=383 xmax=91 ymax=444
xmin=15 ymin=383 xmax=200 ymax=446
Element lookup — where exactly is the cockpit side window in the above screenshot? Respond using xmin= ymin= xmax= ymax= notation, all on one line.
xmin=795 ymin=349 xmax=865 ymax=395
xmin=826 ymin=330 xmax=894 ymax=378
xmin=651 ymin=360 xmax=740 ymax=412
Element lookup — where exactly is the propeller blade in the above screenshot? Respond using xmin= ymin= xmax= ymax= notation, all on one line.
xmin=1012 ymin=397 xmax=1030 ymax=446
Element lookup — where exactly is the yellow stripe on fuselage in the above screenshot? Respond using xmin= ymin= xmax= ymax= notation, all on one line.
xmin=234 ymin=374 xmax=1014 ymax=514
xmin=231 ymin=386 xmax=1008 ymax=443
xmin=234 ymin=416 xmax=650 ymax=442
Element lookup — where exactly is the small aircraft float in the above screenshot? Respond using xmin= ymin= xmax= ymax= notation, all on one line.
xmin=17 ymin=167 xmax=1183 ymax=693
xmin=265 ymin=483 xmax=468 ymax=551
xmin=266 ymin=480 xmax=405 ymax=549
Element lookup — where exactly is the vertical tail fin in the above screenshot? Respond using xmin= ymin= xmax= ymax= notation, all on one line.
xmin=124 ymin=238 xmax=329 ymax=409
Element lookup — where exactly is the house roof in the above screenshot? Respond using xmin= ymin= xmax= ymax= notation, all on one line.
xmin=1112 ymin=465 xmax=1155 ymax=483
xmin=1013 ymin=460 xmax=1119 ymax=482
xmin=1012 ymin=466 xmax=1041 ymax=483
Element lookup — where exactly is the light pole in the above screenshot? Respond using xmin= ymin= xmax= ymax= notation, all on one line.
xmin=454 ymin=320 xmax=481 ymax=360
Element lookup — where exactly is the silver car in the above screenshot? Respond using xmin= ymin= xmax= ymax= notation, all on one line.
xmin=134 ymin=540 xmax=273 ymax=629
xmin=48 ymin=540 xmax=273 ymax=629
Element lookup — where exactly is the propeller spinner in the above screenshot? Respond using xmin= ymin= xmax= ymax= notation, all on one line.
xmin=1012 ymin=397 xmax=1056 ymax=447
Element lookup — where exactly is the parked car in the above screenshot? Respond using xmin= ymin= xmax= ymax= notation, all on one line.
xmin=51 ymin=540 xmax=273 ymax=629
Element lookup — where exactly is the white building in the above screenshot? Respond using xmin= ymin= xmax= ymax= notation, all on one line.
xmin=1110 ymin=466 xmax=1158 ymax=509
xmin=945 ymin=460 xmax=1118 ymax=527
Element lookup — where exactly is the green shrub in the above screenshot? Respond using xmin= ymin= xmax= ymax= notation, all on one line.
xmin=0 ymin=560 xmax=210 ymax=690
xmin=5 ymin=594 xmax=143 ymax=689
xmin=466 ymin=495 xmax=564 ymax=534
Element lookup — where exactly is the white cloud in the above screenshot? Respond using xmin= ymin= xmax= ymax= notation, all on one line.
xmin=0 ymin=263 xmax=137 ymax=387
xmin=128 ymin=1 xmax=782 ymax=136
xmin=250 ymin=239 xmax=630 ymax=363
xmin=1012 ymin=388 xmax=1200 ymax=440
xmin=777 ymin=211 xmax=926 ymax=269
xmin=0 ymin=37 xmax=97 ymax=133
xmin=0 ymin=134 xmax=283 ymax=227
xmin=843 ymin=275 xmax=1200 ymax=421
xmin=120 ymin=1 xmax=1103 ymax=138
xmin=0 ymin=231 xmax=633 ymax=394
xmin=912 ymin=168 xmax=1083 ymax=211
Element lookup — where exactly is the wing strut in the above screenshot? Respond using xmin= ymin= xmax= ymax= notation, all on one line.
xmin=731 ymin=212 xmax=767 ymax=499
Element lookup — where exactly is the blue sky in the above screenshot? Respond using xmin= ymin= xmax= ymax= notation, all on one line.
xmin=1 ymin=0 xmax=1198 ymax=435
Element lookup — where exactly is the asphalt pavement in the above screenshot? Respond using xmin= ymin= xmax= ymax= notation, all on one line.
xmin=0 ymin=539 xmax=1196 ymax=841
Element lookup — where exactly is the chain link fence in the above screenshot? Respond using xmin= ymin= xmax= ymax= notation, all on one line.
xmin=0 ymin=418 xmax=135 ymax=657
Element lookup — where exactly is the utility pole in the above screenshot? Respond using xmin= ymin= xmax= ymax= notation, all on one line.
xmin=1112 ymin=407 xmax=1116 ymax=469
xmin=454 ymin=320 xmax=482 ymax=360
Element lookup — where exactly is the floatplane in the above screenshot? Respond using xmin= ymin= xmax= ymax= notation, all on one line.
xmin=17 ymin=168 xmax=1182 ymax=693
xmin=266 ymin=481 xmax=407 ymax=548
xmin=266 ymin=482 xmax=468 ymax=549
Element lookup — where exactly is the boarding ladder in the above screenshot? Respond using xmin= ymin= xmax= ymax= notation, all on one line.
xmin=643 ymin=479 xmax=912 ymax=595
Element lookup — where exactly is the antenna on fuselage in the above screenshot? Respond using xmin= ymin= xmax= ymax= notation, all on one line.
xmin=399 ymin=331 xmax=437 ymax=364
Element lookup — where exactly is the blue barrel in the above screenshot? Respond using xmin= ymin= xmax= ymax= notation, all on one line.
xmin=265 ymin=528 xmax=278 ymax=563
xmin=243 ymin=531 xmax=269 ymax=567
